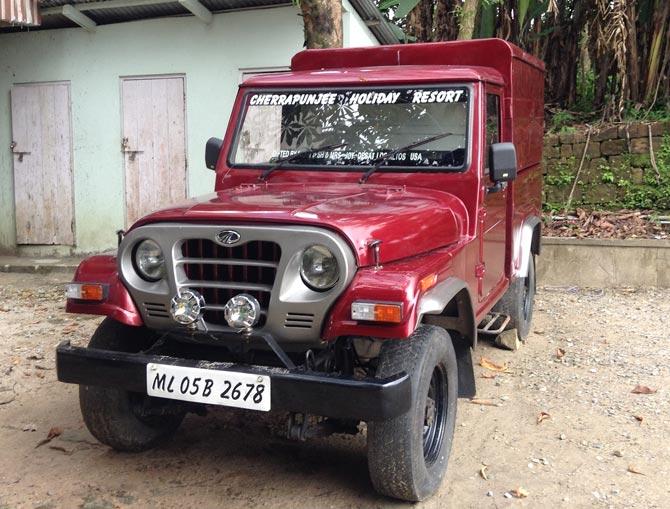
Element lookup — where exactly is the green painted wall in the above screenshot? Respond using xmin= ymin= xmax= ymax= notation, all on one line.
xmin=0 ymin=4 xmax=378 ymax=254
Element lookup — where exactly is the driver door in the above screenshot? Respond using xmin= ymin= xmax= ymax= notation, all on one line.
xmin=480 ymin=87 xmax=508 ymax=300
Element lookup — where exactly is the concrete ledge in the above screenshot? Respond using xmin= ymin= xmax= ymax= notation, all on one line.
xmin=0 ymin=256 xmax=82 ymax=275
xmin=538 ymin=237 xmax=670 ymax=288
xmin=1 ymin=239 xmax=668 ymax=288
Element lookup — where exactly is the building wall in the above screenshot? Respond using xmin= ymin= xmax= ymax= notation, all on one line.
xmin=0 ymin=5 xmax=379 ymax=254
xmin=343 ymin=0 xmax=378 ymax=47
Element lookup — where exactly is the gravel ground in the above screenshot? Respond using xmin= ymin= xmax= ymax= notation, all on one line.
xmin=0 ymin=272 xmax=668 ymax=508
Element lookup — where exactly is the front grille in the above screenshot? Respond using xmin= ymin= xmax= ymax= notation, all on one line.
xmin=180 ymin=239 xmax=281 ymax=327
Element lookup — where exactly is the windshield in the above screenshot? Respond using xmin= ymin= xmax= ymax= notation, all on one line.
xmin=229 ymin=86 xmax=470 ymax=170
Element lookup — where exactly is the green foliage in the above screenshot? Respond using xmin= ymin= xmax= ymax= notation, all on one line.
xmin=478 ymin=0 xmax=501 ymax=38
xmin=601 ymin=170 xmax=615 ymax=184
xmin=617 ymin=135 xmax=670 ymax=210
xmin=379 ymin=0 xmax=420 ymax=18
xmin=575 ymin=69 xmax=596 ymax=113
xmin=545 ymin=136 xmax=670 ymax=212
xmin=545 ymin=158 xmax=576 ymax=187
xmin=549 ymin=110 xmax=577 ymax=133
xmin=623 ymin=104 xmax=670 ymax=123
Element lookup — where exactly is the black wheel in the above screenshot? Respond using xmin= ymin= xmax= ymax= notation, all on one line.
xmin=79 ymin=318 xmax=185 ymax=452
xmin=367 ymin=325 xmax=458 ymax=502
xmin=493 ymin=253 xmax=536 ymax=340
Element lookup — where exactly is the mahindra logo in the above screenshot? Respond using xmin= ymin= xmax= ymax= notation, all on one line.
xmin=215 ymin=230 xmax=241 ymax=245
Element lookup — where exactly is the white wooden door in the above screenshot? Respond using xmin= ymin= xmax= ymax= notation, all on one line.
xmin=121 ymin=76 xmax=187 ymax=226
xmin=10 ymin=83 xmax=74 ymax=245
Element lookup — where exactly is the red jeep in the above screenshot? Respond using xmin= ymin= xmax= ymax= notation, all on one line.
xmin=57 ymin=39 xmax=544 ymax=501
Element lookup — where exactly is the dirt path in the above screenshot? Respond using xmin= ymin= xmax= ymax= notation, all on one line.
xmin=1 ymin=273 xmax=668 ymax=508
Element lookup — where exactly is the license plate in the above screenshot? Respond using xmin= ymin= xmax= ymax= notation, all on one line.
xmin=146 ymin=363 xmax=271 ymax=411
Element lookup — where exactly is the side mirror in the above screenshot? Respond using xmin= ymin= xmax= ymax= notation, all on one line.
xmin=205 ymin=137 xmax=223 ymax=170
xmin=489 ymin=142 xmax=517 ymax=183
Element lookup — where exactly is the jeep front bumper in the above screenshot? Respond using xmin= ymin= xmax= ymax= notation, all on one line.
xmin=56 ymin=341 xmax=411 ymax=421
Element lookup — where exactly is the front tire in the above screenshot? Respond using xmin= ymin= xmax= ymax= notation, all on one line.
xmin=79 ymin=318 xmax=185 ymax=452
xmin=367 ymin=325 xmax=458 ymax=501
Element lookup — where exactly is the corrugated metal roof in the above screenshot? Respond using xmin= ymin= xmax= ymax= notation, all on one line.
xmin=1 ymin=0 xmax=41 ymax=25
xmin=2 ymin=0 xmax=400 ymax=45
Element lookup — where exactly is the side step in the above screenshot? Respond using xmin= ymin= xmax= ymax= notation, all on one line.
xmin=477 ymin=312 xmax=511 ymax=335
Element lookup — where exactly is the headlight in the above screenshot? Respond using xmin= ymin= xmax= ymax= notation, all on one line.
xmin=134 ymin=239 xmax=166 ymax=281
xmin=300 ymin=245 xmax=339 ymax=291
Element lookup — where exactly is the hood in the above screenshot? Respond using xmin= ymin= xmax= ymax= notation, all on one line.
xmin=133 ymin=183 xmax=469 ymax=266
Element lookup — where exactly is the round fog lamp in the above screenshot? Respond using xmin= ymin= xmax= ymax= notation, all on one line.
xmin=170 ymin=290 xmax=205 ymax=325
xmin=224 ymin=294 xmax=261 ymax=329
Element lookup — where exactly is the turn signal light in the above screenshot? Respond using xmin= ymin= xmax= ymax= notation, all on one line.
xmin=351 ymin=301 xmax=403 ymax=323
xmin=65 ymin=283 xmax=107 ymax=302
xmin=419 ymin=273 xmax=438 ymax=291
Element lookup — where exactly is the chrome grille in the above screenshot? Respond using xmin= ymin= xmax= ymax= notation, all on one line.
xmin=179 ymin=240 xmax=281 ymax=327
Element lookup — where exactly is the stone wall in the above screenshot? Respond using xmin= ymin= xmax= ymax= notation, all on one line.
xmin=543 ymin=121 xmax=670 ymax=208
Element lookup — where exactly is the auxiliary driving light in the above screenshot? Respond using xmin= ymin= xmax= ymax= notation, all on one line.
xmin=223 ymin=294 xmax=261 ymax=329
xmin=170 ymin=289 xmax=205 ymax=325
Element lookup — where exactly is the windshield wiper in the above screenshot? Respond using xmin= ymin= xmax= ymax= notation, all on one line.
xmin=358 ymin=132 xmax=455 ymax=184
xmin=258 ymin=142 xmax=348 ymax=181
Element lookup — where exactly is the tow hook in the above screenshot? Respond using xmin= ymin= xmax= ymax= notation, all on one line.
xmin=287 ymin=412 xmax=309 ymax=441
xmin=287 ymin=413 xmax=360 ymax=441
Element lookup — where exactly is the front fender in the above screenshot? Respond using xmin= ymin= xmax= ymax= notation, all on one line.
xmin=322 ymin=248 xmax=457 ymax=341
xmin=66 ymin=255 xmax=144 ymax=327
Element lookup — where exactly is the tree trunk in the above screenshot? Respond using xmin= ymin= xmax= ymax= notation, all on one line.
xmin=643 ymin=0 xmax=670 ymax=102
xmin=543 ymin=0 xmax=594 ymax=108
xmin=457 ymin=0 xmax=479 ymax=40
xmin=299 ymin=0 xmax=343 ymax=49
xmin=406 ymin=0 xmax=434 ymax=42
xmin=434 ymin=0 xmax=459 ymax=41
xmin=626 ymin=0 xmax=640 ymax=104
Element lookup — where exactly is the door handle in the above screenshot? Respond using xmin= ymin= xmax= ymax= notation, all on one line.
xmin=121 ymin=137 xmax=143 ymax=161
xmin=10 ymin=142 xmax=30 ymax=162
xmin=122 ymin=149 xmax=144 ymax=161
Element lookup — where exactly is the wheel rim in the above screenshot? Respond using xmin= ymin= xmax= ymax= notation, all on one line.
xmin=423 ymin=365 xmax=448 ymax=465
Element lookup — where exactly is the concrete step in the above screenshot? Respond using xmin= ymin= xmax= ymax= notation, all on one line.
xmin=0 ymin=256 xmax=83 ymax=275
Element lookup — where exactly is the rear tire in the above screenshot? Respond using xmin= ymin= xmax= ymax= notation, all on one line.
xmin=494 ymin=252 xmax=536 ymax=340
xmin=79 ymin=318 xmax=185 ymax=452
xmin=367 ymin=325 xmax=458 ymax=502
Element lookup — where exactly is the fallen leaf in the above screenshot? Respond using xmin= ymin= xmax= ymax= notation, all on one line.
xmin=633 ymin=415 xmax=644 ymax=423
xmin=631 ymin=385 xmax=657 ymax=394
xmin=35 ymin=426 xmax=63 ymax=448
xmin=48 ymin=445 xmax=73 ymax=456
xmin=470 ymin=398 xmax=501 ymax=407
xmin=62 ymin=323 xmax=81 ymax=335
xmin=537 ymin=411 xmax=551 ymax=424
xmin=512 ymin=487 xmax=529 ymax=498
xmin=481 ymin=373 xmax=496 ymax=379
xmin=480 ymin=357 xmax=508 ymax=372
xmin=479 ymin=465 xmax=489 ymax=480
xmin=627 ymin=465 xmax=645 ymax=475
xmin=555 ymin=348 xmax=566 ymax=359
